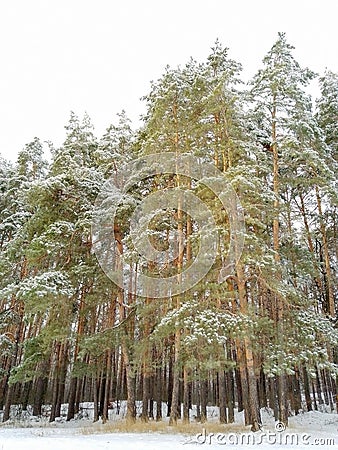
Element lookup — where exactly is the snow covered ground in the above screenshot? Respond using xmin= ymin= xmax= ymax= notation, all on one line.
xmin=0 ymin=429 xmax=184 ymax=450
xmin=0 ymin=409 xmax=337 ymax=450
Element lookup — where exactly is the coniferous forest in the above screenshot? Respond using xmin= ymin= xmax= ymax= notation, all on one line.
xmin=0 ymin=33 xmax=337 ymax=430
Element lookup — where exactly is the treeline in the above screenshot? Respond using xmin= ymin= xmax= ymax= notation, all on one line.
xmin=0 ymin=33 xmax=337 ymax=429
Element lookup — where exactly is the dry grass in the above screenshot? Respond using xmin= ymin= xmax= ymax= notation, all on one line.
xmin=80 ymin=418 xmax=249 ymax=436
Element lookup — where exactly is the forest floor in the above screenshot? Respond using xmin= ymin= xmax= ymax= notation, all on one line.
xmin=0 ymin=408 xmax=337 ymax=449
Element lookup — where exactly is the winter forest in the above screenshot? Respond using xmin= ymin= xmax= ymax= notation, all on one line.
xmin=0 ymin=33 xmax=337 ymax=431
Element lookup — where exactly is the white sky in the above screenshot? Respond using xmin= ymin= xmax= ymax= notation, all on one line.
xmin=1 ymin=0 xmax=338 ymax=162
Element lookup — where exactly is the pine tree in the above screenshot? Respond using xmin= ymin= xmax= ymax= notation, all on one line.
xmin=250 ymin=32 xmax=338 ymax=424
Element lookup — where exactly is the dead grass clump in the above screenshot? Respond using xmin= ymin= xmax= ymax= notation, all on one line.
xmin=80 ymin=418 xmax=248 ymax=435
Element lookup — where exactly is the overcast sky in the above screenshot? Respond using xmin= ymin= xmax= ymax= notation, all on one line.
xmin=1 ymin=0 xmax=338 ymax=162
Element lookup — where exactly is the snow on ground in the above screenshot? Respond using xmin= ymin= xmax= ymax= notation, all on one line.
xmin=0 ymin=409 xmax=337 ymax=450
xmin=0 ymin=429 xmax=184 ymax=450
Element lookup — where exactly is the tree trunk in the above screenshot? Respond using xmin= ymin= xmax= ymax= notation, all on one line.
xmin=141 ymin=370 xmax=150 ymax=422
xmin=33 ymin=374 xmax=48 ymax=416
xmin=226 ymin=369 xmax=235 ymax=423
xmin=183 ymin=367 xmax=190 ymax=423
xmin=102 ymin=350 xmax=112 ymax=423
xmin=200 ymin=379 xmax=207 ymax=423
xmin=218 ymin=370 xmax=227 ymax=423
xmin=3 ymin=383 xmax=14 ymax=422
xmin=122 ymin=342 xmax=136 ymax=423
xmin=303 ymin=368 xmax=313 ymax=412
xmin=315 ymin=186 xmax=335 ymax=317
xmin=154 ymin=367 xmax=162 ymax=421
xmin=66 ymin=377 xmax=78 ymax=421
xmin=93 ymin=375 xmax=99 ymax=422
xmin=169 ymin=332 xmax=181 ymax=425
